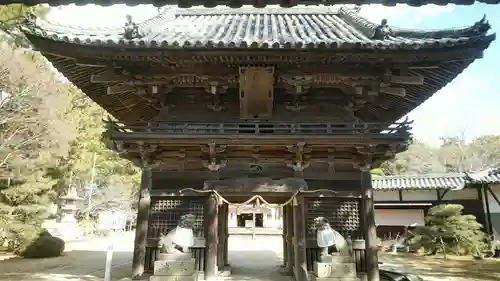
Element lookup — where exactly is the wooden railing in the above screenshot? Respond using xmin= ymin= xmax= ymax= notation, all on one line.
xmin=106 ymin=120 xmax=412 ymax=137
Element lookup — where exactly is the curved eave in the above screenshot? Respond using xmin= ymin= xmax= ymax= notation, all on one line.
xmin=2 ymin=0 xmax=500 ymax=7
xmin=26 ymin=32 xmax=494 ymax=124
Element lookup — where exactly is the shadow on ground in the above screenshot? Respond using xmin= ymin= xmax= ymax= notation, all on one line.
xmin=380 ymin=253 xmax=500 ymax=281
xmin=0 ymin=250 xmax=132 ymax=281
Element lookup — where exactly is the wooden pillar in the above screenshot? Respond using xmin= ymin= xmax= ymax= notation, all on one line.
xmin=361 ymin=168 xmax=379 ymax=281
xmin=482 ymin=184 xmax=494 ymax=236
xmin=205 ymin=193 xmax=218 ymax=281
xmin=217 ymin=203 xmax=226 ymax=270
xmin=223 ymin=204 xmax=230 ymax=266
xmin=132 ymin=167 xmax=152 ymax=278
xmin=293 ymin=196 xmax=307 ymax=281
xmin=286 ymin=204 xmax=294 ymax=274
xmin=282 ymin=206 xmax=287 ymax=267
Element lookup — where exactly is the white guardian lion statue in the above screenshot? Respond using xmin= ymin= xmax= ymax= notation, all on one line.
xmin=158 ymin=213 xmax=196 ymax=254
xmin=313 ymin=216 xmax=351 ymax=261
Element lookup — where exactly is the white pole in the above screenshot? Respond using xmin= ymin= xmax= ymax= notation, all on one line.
xmin=104 ymin=230 xmax=114 ymax=281
xmin=86 ymin=153 xmax=97 ymax=235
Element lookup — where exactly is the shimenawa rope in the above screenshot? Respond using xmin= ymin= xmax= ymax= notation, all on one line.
xmin=179 ymin=188 xmax=337 ymax=208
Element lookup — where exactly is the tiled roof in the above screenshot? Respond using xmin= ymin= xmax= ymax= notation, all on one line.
xmin=467 ymin=167 xmax=500 ymax=184
xmin=21 ymin=6 xmax=494 ymax=50
xmin=3 ymin=0 xmax=500 ymax=8
xmin=372 ymin=173 xmax=467 ymax=190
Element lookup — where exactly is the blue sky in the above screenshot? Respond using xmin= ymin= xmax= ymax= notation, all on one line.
xmin=48 ymin=4 xmax=500 ymax=146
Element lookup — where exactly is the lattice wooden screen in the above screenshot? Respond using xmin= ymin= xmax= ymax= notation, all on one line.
xmin=305 ymin=197 xmax=361 ymax=239
xmin=148 ymin=196 xmax=204 ymax=239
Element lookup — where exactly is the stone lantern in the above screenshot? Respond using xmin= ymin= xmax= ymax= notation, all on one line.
xmin=58 ymin=187 xmax=84 ymax=241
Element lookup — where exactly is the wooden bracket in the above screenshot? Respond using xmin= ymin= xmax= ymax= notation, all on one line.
xmin=201 ymin=142 xmax=227 ymax=172
xmin=285 ymin=94 xmax=307 ymax=112
xmin=286 ymin=142 xmax=312 ymax=172
xmin=206 ymin=83 xmax=227 ymax=112
xmin=327 ymin=148 xmax=336 ymax=172
xmin=137 ymin=142 xmax=161 ymax=169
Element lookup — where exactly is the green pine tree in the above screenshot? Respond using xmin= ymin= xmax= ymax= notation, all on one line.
xmin=406 ymin=204 xmax=488 ymax=258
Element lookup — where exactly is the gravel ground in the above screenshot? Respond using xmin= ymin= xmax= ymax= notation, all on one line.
xmin=0 ymin=231 xmax=292 ymax=281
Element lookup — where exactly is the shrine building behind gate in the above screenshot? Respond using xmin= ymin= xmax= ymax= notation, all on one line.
xmin=20 ymin=6 xmax=495 ymax=281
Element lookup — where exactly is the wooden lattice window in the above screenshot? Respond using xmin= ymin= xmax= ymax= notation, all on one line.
xmin=148 ymin=197 xmax=204 ymax=239
xmin=305 ymin=197 xmax=361 ymax=239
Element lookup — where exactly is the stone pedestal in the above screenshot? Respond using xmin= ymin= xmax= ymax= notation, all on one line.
xmin=311 ymin=254 xmax=359 ymax=281
xmin=150 ymin=253 xmax=197 ymax=281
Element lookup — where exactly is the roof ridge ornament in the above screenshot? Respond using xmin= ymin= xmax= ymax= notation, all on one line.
xmin=372 ymin=19 xmax=393 ymax=40
xmin=123 ymin=14 xmax=144 ymax=40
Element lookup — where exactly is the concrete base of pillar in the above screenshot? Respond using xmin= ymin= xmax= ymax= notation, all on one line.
xmin=218 ymin=265 xmax=232 ymax=277
xmin=356 ymin=273 xmax=367 ymax=281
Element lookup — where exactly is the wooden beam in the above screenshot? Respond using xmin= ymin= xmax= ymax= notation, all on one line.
xmin=361 ymin=169 xmax=380 ymax=281
xmin=389 ymin=75 xmax=424 ymax=85
xmin=204 ymin=177 xmax=307 ymax=193
xmin=109 ymin=132 xmax=409 ymax=146
xmin=142 ymin=170 xmax=363 ymax=181
xmin=487 ymin=184 xmax=500 ymax=207
xmin=126 ymin=151 xmax=389 ymax=162
xmin=150 ymin=188 xmax=361 ymax=198
xmin=204 ymin=193 xmax=218 ymax=281
xmin=40 ymin=41 xmax=484 ymax=65
xmin=132 ymin=167 xmax=152 ymax=278
xmin=91 ymin=70 xmax=127 ymax=83
xmin=107 ymin=84 xmax=136 ymax=95
xmin=440 ymin=188 xmax=451 ymax=201
xmin=380 ymin=87 xmax=406 ymax=97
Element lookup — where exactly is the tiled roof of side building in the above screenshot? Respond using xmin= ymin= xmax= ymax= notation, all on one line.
xmin=21 ymin=6 xmax=495 ymax=50
xmin=372 ymin=173 xmax=468 ymax=190
xmin=467 ymin=166 xmax=500 ymax=184
xmin=2 ymin=0 xmax=500 ymax=8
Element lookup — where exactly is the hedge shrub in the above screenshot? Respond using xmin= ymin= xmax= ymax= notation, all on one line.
xmin=20 ymin=230 xmax=65 ymax=258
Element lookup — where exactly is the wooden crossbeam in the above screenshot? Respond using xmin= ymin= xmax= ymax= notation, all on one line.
xmin=389 ymin=75 xmax=424 ymax=85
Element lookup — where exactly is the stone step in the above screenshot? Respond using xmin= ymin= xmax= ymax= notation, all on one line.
xmin=314 ymin=261 xmax=357 ymax=278
xmin=157 ymin=253 xmax=193 ymax=261
xmin=154 ymin=259 xmax=196 ymax=276
xmin=150 ymin=273 xmax=198 ymax=281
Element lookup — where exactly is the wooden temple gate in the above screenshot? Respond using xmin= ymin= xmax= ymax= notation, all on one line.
xmin=18 ymin=5 xmax=494 ymax=281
